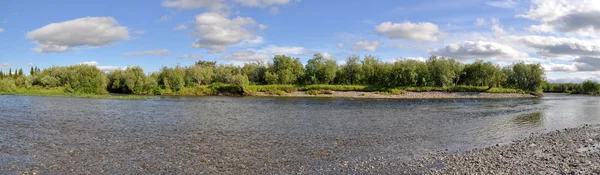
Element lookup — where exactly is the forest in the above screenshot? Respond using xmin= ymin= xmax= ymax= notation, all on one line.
xmin=0 ymin=54 xmax=549 ymax=96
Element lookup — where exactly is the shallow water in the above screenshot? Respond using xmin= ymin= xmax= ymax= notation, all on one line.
xmin=0 ymin=94 xmax=598 ymax=174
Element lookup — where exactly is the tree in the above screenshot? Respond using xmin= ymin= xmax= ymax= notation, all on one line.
xmin=241 ymin=61 xmax=267 ymax=84
xmin=30 ymin=67 xmax=34 ymax=76
xmin=186 ymin=65 xmax=213 ymax=86
xmin=506 ymin=62 xmax=545 ymax=92
xmin=427 ymin=56 xmax=462 ymax=87
xmin=18 ymin=68 xmax=23 ymax=77
xmin=361 ymin=55 xmax=379 ymax=84
xmin=8 ymin=68 xmax=12 ymax=77
xmin=305 ymin=53 xmax=338 ymax=84
xmin=461 ymin=60 xmax=506 ymax=88
xmin=158 ymin=66 xmax=186 ymax=92
xmin=266 ymin=55 xmax=304 ymax=84
xmin=340 ymin=55 xmax=362 ymax=84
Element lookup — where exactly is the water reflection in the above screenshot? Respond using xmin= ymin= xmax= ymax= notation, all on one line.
xmin=511 ymin=112 xmax=544 ymax=127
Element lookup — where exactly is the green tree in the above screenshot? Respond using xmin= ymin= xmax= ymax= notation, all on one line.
xmin=241 ymin=61 xmax=267 ymax=84
xmin=8 ymin=68 xmax=12 ymax=77
xmin=186 ymin=65 xmax=214 ymax=86
xmin=340 ymin=55 xmax=362 ymax=84
xmin=305 ymin=53 xmax=338 ymax=84
xmin=427 ymin=56 xmax=462 ymax=87
xmin=506 ymin=62 xmax=545 ymax=92
xmin=266 ymin=55 xmax=304 ymax=84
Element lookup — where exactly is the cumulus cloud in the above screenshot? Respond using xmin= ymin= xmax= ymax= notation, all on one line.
xmin=431 ymin=41 xmax=529 ymax=60
xmin=352 ymin=40 xmax=380 ymax=52
xmin=174 ymin=24 xmax=187 ymax=30
xmin=77 ymin=61 xmax=127 ymax=72
xmin=375 ymin=21 xmax=441 ymax=42
xmin=542 ymin=63 xmax=578 ymax=72
xmin=181 ymin=54 xmax=204 ymax=59
xmin=486 ymin=0 xmax=519 ymax=9
xmin=475 ymin=18 xmax=487 ymax=26
xmin=404 ymin=57 xmax=427 ymax=62
xmin=162 ymin=0 xmax=226 ymax=11
xmin=218 ymin=44 xmax=307 ymax=62
xmin=521 ymin=0 xmax=600 ymax=36
xmin=264 ymin=45 xmax=305 ymax=54
xmin=321 ymin=52 xmax=334 ymax=59
xmin=27 ymin=17 xmax=130 ymax=53
xmin=234 ymin=0 xmax=290 ymax=7
xmin=222 ymin=50 xmax=270 ymax=61
xmin=514 ymin=35 xmax=600 ymax=57
xmin=122 ymin=49 xmax=170 ymax=56
xmin=191 ymin=12 xmax=263 ymax=53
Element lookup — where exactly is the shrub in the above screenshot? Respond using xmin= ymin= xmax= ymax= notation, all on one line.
xmin=0 ymin=78 xmax=17 ymax=92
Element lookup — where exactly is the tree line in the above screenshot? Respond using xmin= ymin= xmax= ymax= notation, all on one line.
xmin=0 ymin=54 xmax=546 ymax=94
xmin=544 ymin=81 xmax=600 ymax=95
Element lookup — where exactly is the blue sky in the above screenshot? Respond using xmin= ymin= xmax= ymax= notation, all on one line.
xmin=1 ymin=0 xmax=600 ymax=83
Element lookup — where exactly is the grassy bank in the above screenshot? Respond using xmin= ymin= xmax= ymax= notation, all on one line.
xmin=0 ymin=84 xmax=529 ymax=99
xmin=0 ymin=86 xmax=157 ymax=100
xmin=242 ymin=84 xmax=525 ymax=96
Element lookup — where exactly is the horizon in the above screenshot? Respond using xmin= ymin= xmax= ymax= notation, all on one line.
xmin=1 ymin=0 xmax=600 ymax=83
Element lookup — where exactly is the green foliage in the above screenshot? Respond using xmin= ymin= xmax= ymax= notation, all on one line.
xmin=266 ymin=55 xmax=305 ymax=84
xmin=158 ymin=66 xmax=186 ymax=92
xmin=305 ymin=53 xmax=338 ymax=84
xmin=0 ymin=78 xmax=17 ymax=92
xmin=505 ymin=62 xmax=545 ymax=92
xmin=426 ymin=56 xmax=463 ymax=87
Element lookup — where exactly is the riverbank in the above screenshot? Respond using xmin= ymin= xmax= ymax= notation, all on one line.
xmin=409 ymin=124 xmax=600 ymax=174
xmin=0 ymin=85 xmax=536 ymax=100
xmin=254 ymin=91 xmax=536 ymax=99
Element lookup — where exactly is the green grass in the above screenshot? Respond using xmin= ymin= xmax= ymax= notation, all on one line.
xmin=0 ymin=86 xmax=157 ymax=100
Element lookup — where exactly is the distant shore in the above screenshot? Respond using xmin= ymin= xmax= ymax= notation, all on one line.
xmin=252 ymin=90 xmax=537 ymax=99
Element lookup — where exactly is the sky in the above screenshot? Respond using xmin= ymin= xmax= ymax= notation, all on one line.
xmin=1 ymin=0 xmax=600 ymax=83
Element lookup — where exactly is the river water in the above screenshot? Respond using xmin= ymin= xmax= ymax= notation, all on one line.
xmin=0 ymin=94 xmax=598 ymax=174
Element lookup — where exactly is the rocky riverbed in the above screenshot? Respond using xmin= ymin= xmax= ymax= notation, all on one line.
xmin=409 ymin=124 xmax=600 ymax=174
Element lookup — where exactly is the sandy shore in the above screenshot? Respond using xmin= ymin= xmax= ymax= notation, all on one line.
xmin=254 ymin=91 xmax=537 ymax=99
xmin=408 ymin=125 xmax=600 ymax=174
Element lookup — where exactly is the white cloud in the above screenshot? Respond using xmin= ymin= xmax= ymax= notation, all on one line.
xmin=134 ymin=30 xmax=145 ymax=35
xmin=27 ymin=63 xmax=34 ymax=67
xmin=404 ymin=57 xmax=427 ymax=62
xmin=486 ymin=0 xmax=519 ymax=9
xmin=181 ymin=54 xmax=204 ymax=59
xmin=521 ymin=0 xmax=600 ymax=36
xmin=264 ymin=45 xmax=305 ymax=54
xmin=322 ymin=52 xmax=334 ymax=59
xmin=0 ymin=28 xmax=4 ymax=32
xmin=122 ymin=49 xmax=170 ymax=56
xmin=542 ymin=63 xmax=577 ymax=72
xmin=514 ymin=35 xmax=600 ymax=57
xmin=258 ymin=24 xmax=268 ymax=30
xmin=191 ymin=12 xmax=262 ymax=53
xmin=222 ymin=50 xmax=271 ymax=61
xmin=352 ymin=40 xmax=380 ymax=52
xmin=375 ymin=21 xmax=442 ymax=42
xmin=475 ymin=18 xmax=487 ymax=26
xmin=337 ymin=43 xmax=344 ymax=48
xmin=431 ymin=41 xmax=529 ymax=60
xmin=233 ymin=0 xmax=290 ymax=7
xmin=27 ymin=17 xmax=130 ymax=53
xmin=77 ymin=61 xmax=127 ymax=72
xmin=159 ymin=15 xmax=171 ymax=22
xmin=174 ymin=24 xmax=187 ymax=30
xmin=0 ymin=63 xmax=9 ymax=68
xmin=270 ymin=7 xmax=280 ymax=14
xmin=162 ymin=0 xmax=226 ymax=11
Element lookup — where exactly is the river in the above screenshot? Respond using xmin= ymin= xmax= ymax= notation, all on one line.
xmin=0 ymin=94 xmax=598 ymax=174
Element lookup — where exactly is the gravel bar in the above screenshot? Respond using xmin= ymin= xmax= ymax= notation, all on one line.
xmin=408 ymin=124 xmax=600 ymax=174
